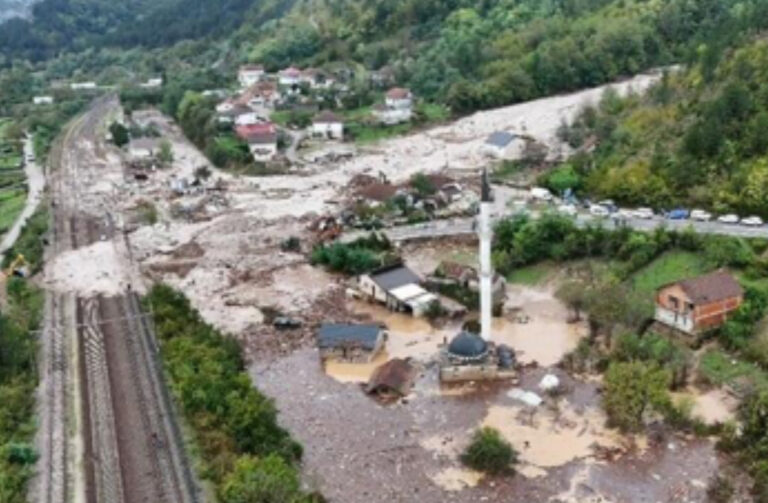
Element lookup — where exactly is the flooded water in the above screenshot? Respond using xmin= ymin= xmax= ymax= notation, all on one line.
xmin=482 ymin=403 xmax=620 ymax=468
xmin=323 ymin=352 xmax=390 ymax=384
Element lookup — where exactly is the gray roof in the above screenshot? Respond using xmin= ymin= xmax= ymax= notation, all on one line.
xmin=448 ymin=331 xmax=488 ymax=359
xmin=369 ymin=264 xmax=421 ymax=291
xmin=485 ymin=131 xmax=516 ymax=148
xmin=317 ymin=323 xmax=383 ymax=351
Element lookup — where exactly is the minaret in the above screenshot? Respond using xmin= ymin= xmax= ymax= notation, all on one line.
xmin=478 ymin=169 xmax=494 ymax=342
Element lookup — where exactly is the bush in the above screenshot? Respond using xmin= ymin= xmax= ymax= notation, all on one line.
xmin=461 ymin=427 xmax=517 ymax=475
xmin=602 ymin=361 xmax=671 ymax=432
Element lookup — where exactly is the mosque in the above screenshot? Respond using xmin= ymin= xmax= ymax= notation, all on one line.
xmin=439 ymin=170 xmax=518 ymax=383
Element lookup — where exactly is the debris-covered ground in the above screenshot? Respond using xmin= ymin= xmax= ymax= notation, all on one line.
xmin=59 ymin=72 xmax=742 ymax=502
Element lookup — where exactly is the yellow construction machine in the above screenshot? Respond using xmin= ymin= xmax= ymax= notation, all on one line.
xmin=1 ymin=254 xmax=30 ymax=279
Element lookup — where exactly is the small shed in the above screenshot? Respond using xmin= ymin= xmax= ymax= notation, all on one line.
xmin=312 ymin=111 xmax=344 ymax=140
xmin=482 ymin=131 xmax=520 ymax=159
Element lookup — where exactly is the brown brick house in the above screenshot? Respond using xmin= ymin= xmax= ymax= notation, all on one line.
xmin=654 ymin=271 xmax=743 ymax=335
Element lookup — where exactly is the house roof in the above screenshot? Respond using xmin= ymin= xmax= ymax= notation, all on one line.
xmin=485 ymin=131 xmax=516 ymax=148
xmin=365 ymin=358 xmax=416 ymax=396
xmin=313 ymin=110 xmax=342 ymax=124
xmin=236 ymin=123 xmax=277 ymax=144
xmin=387 ymin=87 xmax=411 ymax=99
xmin=663 ymin=271 xmax=744 ymax=305
xmin=368 ymin=263 xmax=421 ymax=291
xmin=356 ymin=182 xmax=398 ymax=202
xmin=219 ymin=104 xmax=253 ymax=117
xmin=317 ymin=323 xmax=383 ymax=351
xmin=280 ymin=66 xmax=302 ymax=77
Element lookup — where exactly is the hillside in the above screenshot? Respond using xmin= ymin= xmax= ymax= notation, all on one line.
xmin=551 ymin=36 xmax=768 ymax=217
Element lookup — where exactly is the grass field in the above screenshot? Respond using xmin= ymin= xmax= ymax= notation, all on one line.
xmin=0 ymin=189 xmax=27 ymax=233
xmin=506 ymin=262 xmax=556 ymax=285
xmin=626 ymin=251 xmax=709 ymax=296
xmin=698 ymin=348 xmax=768 ymax=392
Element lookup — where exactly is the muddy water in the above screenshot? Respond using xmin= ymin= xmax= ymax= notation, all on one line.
xmin=482 ymin=403 xmax=620 ymax=468
xmin=323 ymin=301 xmax=458 ymax=384
xmin=497 ymin=285 xmax=586 ymax=367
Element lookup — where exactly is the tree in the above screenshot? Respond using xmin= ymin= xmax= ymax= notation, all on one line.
xmin=461 ymin=427 xmax=517 ymax=475
xmin=109 ymin=122 xmax=129 ymax=147
xmin=602 ymin=361 xmax=671 ymax=432
xmin=219 ymin=454 xmax=305 ymax=503
xmin=556 ymin=279 xmax=588 ymax=322
xmin=157 ymin=140 xmax=174 ymax=164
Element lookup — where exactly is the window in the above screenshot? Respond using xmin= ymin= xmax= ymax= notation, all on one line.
xmin=669 ymin=295 xmax=679 ymax=310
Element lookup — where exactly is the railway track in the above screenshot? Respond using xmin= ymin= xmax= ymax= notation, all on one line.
xmin=36 ymin=97 xmax=200 ymax=503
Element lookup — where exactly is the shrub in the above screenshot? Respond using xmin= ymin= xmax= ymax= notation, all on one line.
xmin=602 ymin=361 xmax=671 ymax=432
xmin=460 ymin=427 xmax=517 ymax=475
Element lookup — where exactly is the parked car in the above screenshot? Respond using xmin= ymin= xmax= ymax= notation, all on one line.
xmin=690 ymin=209 xmax=712 ymax=222
xmin=273 ymin=317 xmax=303 ymax=329
xmin=617 ymin=208 xmax=635 ymax=219
xmin=717 ymin=214 xmax=740 ymax=224
xmin=589 ymin=204 xmax=610 ymax=217
xmin=741 ymin=216 xmax=764 ymax=227
xmin=597 ymin=199 xmax=618 ymax=213
xmin=634 ymin=208 xmax=654 ymax=219
xmin=667 ymin=209 xmax=690 ymax=220
xmin=530 ymin=187 xmax=553 ymax=202
xmin=557 ymin=204 xmax=578 ymax=217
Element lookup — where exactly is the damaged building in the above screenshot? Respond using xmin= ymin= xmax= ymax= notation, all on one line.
xmin=358 ymin=263 xmax=438 ymax=316
xmin=317 ymin=323 xmax=387 ymax=363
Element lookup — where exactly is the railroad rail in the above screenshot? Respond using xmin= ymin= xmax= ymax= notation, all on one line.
xmin=36 ymin=96 xmax=200 ymax=503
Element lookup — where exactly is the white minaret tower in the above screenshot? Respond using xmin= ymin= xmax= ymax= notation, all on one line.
xmin=478 ymin=169 xmax=494 ymax=342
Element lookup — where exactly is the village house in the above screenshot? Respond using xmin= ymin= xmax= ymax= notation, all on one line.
xmin=317 ymin=323 xmax=387 ymax=363
xmin=482 ymin=131 xmax=523 ymax=159
xmin=312 ymin=111 xmax=344 ymax=140
xmin=127 ymin=138 xmax=160 ymax=161
xmin=217 ymin=104 xmax=254 ymax=125
xmin=140 ymin=77 xmax=163 ymax=88
xmin=369 ymin=66 xmax=396 ymax=88
xmin=278 ymin=66 xmax=303 ymax=87
xmin=365 ymin=358 xmax=416 ymax=398
xmin=301 ymin=68 xmax=334 ymax=89
xmin=245 ymin=81 xmax=281 ymax=108
xmin=70 ymin=81 xmax=97 ymax=90
xmin=234 ymin=110 xmax=262 ymax=126
xmin=385 ymin=87 xmax=413 ymax=110
xmin=654 ymin=271 xmax=744 ymax=336
xmin=358 ymin=263 xmax=438 ymax=316
xmin=32 ymin=96 xmax=54 ymax=105
xmin=238 ymin=64 xmax=265 ymax=88
xmin=235 ymin=123 xmax=278 ymax=162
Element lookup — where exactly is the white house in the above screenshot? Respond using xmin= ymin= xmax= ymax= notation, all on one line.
xmin=236 ymin=123 xmax=278 ymax=162
xmin=385 ymin=87 xmax=413 ymax=110
xmin=32 ymin=96 xmax=54 ymax=105
xmin=358 ymin=263 xmax=438 ymax=316
xmin=140 ymin=77 xmax=163 ymax=88
xmin=312 ymin=111 xmax=344 ymax=140
xmin=234 ymin=111 xmax=261 ymax=126
xmin=482 ymin=131 xmax=522 ymax=159
xmin=372 ymin=104 xmax=412 ymax=125
xmin=238 ymin=65 xmax=265 ymax=88
xmin=70 ymin=82 xmax=97 ymax=90
xmin=278 ymin=66 xmax=302 ymax=87
xmin=216 ymin=99 xmax=236 ymax=114
xmin=217 ymin=104 xmax=254 ymax=125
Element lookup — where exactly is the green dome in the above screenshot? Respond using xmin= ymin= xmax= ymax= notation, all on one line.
xmin=447 ymin=331 xmax=488 ymax=359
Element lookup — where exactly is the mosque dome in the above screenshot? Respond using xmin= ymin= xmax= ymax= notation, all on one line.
xmin=447 ymin=331 xmax=489 ymax=360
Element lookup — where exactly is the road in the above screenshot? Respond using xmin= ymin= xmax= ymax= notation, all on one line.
xmin=35 ymin=96 xmax=200 ymax=503
xmin=0 ymin=135 xmax=46 ymax=256
xmin=343 ymin=199 xmax=768 ymax=243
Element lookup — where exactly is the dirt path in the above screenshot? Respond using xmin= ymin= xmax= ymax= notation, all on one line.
xmin=0 ymin=135 xmax=45 ymax=256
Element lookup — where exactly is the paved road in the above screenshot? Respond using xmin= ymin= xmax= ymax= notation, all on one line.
xmin=0 ymin=135 xmax=46 ymax=256
xmin=343 ymin=206 xmax=768 ymax=243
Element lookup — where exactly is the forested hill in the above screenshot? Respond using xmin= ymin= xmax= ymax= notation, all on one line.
xmin=0 ymin=0 xmax=295 ymax=63
xmin=551 ymin=36 xmax=768 ymax=218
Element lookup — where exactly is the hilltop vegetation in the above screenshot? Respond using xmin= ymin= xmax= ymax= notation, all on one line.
xmin=556 ymin=36 xmax=768 ymax=217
